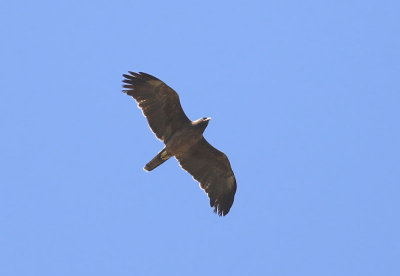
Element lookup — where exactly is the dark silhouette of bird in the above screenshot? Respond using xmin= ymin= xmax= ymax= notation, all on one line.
xmin=122 ymin=72 xmax=237 ymax=216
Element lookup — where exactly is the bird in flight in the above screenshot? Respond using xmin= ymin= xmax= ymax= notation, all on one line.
xmin=122 ymin=72 xmax=237 ymax=216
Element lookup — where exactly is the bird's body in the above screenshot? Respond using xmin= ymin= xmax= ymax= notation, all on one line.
xmin=143 ymin=118 xmax=209 ymax=172
xmin=122 ymin=72 xmax=236 ymax=216
xmin=165 ymin=119 xmax=209 ymax=155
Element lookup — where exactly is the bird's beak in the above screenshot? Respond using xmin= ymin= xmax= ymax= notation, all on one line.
xmin=205 ymin=117 xmax=211 ymax=121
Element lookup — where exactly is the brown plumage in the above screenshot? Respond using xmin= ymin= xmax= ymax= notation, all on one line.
xmin=122 ymin=71 xmax=237 ymax=216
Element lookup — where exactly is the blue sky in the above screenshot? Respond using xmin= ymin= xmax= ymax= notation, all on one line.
xmin=1 ymin=0 xmax=399 ymax=275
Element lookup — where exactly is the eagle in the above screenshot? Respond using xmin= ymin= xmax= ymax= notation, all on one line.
xmin=122 ymin=72 xmax=237 ymax=216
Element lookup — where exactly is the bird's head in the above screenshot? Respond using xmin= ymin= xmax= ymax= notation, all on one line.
xmin=193 ymin=117 xmax=211 ymax=132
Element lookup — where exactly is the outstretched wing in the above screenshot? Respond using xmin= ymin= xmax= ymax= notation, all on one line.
xmin=122 ymin=72 xmax=191 ymax=141
xmin=176 ymin=138 xmax=237 ymax=216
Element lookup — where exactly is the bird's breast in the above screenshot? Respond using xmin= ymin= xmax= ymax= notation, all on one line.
xmin=165 ymin=127 xmax=202 ymax=156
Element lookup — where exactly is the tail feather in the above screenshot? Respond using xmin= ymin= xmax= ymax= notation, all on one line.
xmin=144 ymin=149 xmax=170 ymax=171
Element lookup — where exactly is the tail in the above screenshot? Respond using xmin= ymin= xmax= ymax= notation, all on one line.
xmin=144 ymin=148 xmax=170 ymax=171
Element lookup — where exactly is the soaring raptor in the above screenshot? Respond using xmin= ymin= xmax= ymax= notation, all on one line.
xmin=122 ymin=72 xmax=237 ymax=216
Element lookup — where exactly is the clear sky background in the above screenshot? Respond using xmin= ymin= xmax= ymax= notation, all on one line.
xmin=1 ymin=1 xmax=399 ymax=275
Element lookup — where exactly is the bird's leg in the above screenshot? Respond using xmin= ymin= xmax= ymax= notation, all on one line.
xmin=161 ymin=151 xmax=171 ymax=160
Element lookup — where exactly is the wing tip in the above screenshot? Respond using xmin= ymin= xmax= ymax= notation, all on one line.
xmin=211 ymin=192 xmax=235 ymax=216
xmin=122 ymin=71 xmax=161 ymax=90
